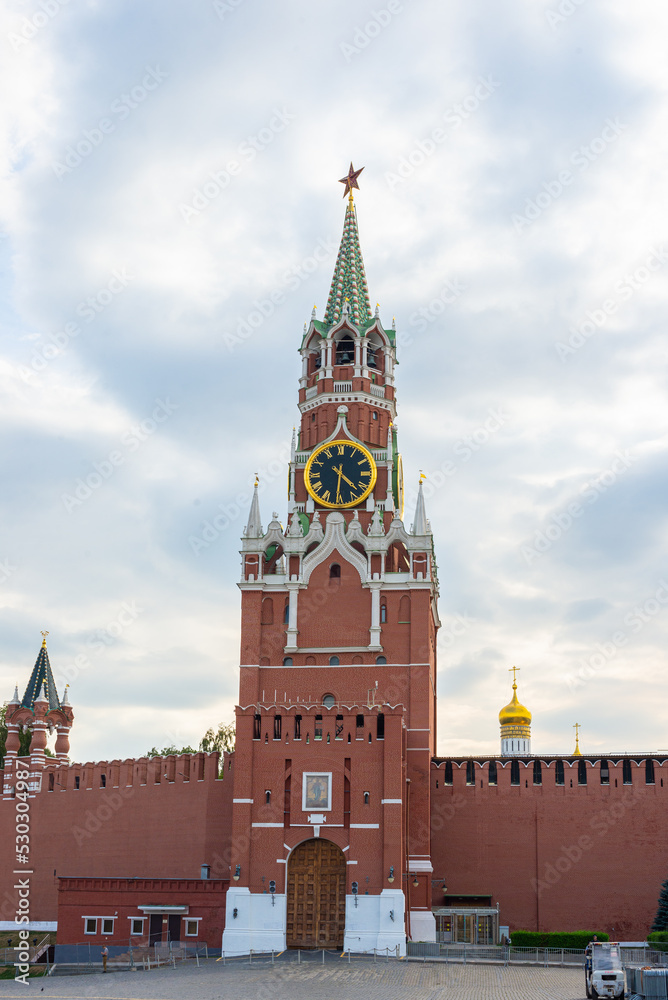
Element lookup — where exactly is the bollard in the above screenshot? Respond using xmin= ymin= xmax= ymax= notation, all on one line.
xmin=322 ymin=948 xmax=325 ymax=965
xmin=298 ymin=949 xmax=301 ymax=964
xmin=250 ymin=949 xmax=252 ymax=965
xmin=374 ymin=948 xmax=377 ymax=964
xmin=348 ymin=949 xmax=351 ymax=964
xmin=222 ymin=950 xmax=226 ymax=966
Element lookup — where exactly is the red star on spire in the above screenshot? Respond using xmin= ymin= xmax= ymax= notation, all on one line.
xmin=339 ymin=162 xmax=364 ymax=198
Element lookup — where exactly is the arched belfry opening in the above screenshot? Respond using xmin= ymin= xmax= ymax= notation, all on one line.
xmin=285 ymin=838 xmax=346 ymax=949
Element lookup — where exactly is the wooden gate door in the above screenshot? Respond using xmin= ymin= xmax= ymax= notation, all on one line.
xmin=286 ymin=838 xmax=346 ymax=948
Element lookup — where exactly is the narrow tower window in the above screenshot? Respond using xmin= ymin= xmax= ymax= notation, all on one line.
xmin=329 ymin=655 xmax=340 ymax=665
xmin=273 ymin=716 xmax=282 ymax=740
xmin=376 ymin=713 xmax=385 ymax=739
xmin=488 ymin=761 xmax=497 ymax=785
xmin=253 ymin=714 xmax=261 ymax=740
xmin=555 ymin=760 xmax=564 ymax=785
xmin=380 ymin=603 xmax=387 ymax=623
xmin=510 ymin=760 xmax=520 ymax=785
xmin=646 ymin=759 xmax=655 ymax=784
xmin=444 ymin=762 xmax=453 ymax=785
xmin=600 ymin=759 xmax=609 ymax=784
xmin=330 ymin=563 xmax=341 ymax=579
xmin=363 ymin=791 xmax=370 ymax=805
xmin=466 ymin=761 xmax=475 ymax=785
xmin=533 ymin=760 xmax=542 ymax=785
xmin=578 ymin=760 xmax=587 ymax=785
xmin=294 ymin=715 xmax=301 ymax=740
xmin=623 ymin=759 xmax=632 ymax=784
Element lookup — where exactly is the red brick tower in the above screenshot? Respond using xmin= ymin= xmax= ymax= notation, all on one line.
xmin=223 ymin=169 xmax=440 ymax=954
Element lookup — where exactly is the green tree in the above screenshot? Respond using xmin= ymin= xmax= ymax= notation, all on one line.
xmin=199 ymin=721 xmax=235 ymax=754
xmin=144 ymin=721 xmax=235 ymax=760
xmin=652 ymin=878 xmax=668 ymax=932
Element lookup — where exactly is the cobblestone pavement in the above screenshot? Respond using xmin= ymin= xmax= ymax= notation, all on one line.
xmin=2 ymin=957 xmax=586 ymax=999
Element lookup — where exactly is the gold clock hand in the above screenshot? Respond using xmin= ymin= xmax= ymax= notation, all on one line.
xmin=334 ymin=465 xmax=356 ymax=489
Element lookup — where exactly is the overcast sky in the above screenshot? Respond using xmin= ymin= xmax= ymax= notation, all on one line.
xmin=1 ymin=0 xmax=667 ymax=763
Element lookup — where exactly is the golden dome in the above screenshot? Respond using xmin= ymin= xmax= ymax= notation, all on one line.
xmin=499 ymin=681 xmax=532 ymax=727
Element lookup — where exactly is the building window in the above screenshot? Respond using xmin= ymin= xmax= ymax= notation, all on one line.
xmin=600 ymin=759 xmax=610 ymax=784
xmin=623 ymin=759 xmax=632 ymax=784
xmin=330 ymin=563 xmax=341 ymax=579
xmin=294 ymin=715 xmax=301 ymax=740
xmin=488 ymin=761 xmax=497 ymax=785
xmin=376 ymin=655 xmax=387 ymax=664
xmin=555 ymin=760 xmax=564 ymax=785
xmin=185 ymin=919 xmax=199 ymax=937
xmin=646 ymin=759 xmax=655 ymax=784
xmin=466 ymin=761 xmax=475 ymax=785
xmin=356 ymin=714 xmax=364 ymax=731
xmin=265 ymin=790 xmax=271 ymax=804
xmin=380 ymin=603 xmax=387 ymax=623
xmin=510 ymin=760 xmax=520 ymax=785
xmin=372 ymin=412 xmax=378 ymax=420
xmin=533 ymin=760 xmax=542 ymax=785
xmin=283 ymin=657 xmax=293 ymax=666
xmin=329 ymin=655 xmax=340 ymax=665
xmin=100 ymin=774 xmax=106 ymax=788
xmin=315 ymin=715 xmax=323 ymax=740
xmin=253 ymin=714 xmax=261 ymax=740
xmin=101 ymin=918 xmax=114 ymax=935
xmin=444 ymin=761 xmax=453 ymax=785
xmin=335 ymin=715 xmax=344 ymax=739
xmin=323 ymin=694 xmax=335 ymax=709
xmin=74 ymin=776 xmax=80 ymax=790
xmin=84 ymin=918 xmax=97 ymax=935
xmin=273 ymin=716 xmax=282 ymax=740
xmin=284 ymin=602 xmax=289 ymax=624
xmin=48 ymin=773 xmax=54 ymax=791
xmin=376 ymin=713 xmax=385 ymax=740
xmin=578 ymin=760 xmax=587 ymax=785
xmin=130 ymin=919 xmax=144 ymax=936
xmin=363 ymin=791 xmax=370 ymax=805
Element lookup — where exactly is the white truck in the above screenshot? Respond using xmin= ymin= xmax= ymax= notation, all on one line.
xmin=585 ymin=941 xmax=625 ymax=999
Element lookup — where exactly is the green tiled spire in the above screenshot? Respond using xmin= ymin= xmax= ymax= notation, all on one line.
xmin=22 ymin=634 xmax=61 ymax=712
xmin=323 ymin=195 xmax=372 ymax=327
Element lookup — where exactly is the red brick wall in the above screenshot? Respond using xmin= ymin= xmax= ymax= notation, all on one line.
xmin=0 ymin=751 xmax=234 ymax=925
xmin=57 ymin=877 xmax=228 ymax=947
xmin=430 ymin=757 xmax=668 ymax=939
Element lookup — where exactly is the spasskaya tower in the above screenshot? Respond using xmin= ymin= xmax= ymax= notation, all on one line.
xmin=223 ymin=166 xmax=440 ymax=955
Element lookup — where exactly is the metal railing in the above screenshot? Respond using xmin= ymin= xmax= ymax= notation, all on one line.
xmin=49 ymin=939 xmax=208 ymax=975
xmin=0 ymin=933 xmax=52 ymax=968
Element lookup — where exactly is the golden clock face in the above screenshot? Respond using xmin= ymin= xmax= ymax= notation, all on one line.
xmin=304 ymin=439 xmax=377 ymax=508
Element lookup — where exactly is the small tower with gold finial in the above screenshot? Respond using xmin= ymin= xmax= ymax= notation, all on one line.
xmin=499 ymin=666 xmax=532 ymax=756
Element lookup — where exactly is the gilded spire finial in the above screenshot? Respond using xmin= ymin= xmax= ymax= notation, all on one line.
xmin=573 ymin=722 xmax=582 ymax=756
xmin=41 ymin=630 xmax=49 ymax=648
xmin=509 ymin=664 xmax=519 ymax=690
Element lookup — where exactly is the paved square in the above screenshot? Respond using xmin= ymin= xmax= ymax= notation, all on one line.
xmin=1 ymin=957 xmax=586 ymax=999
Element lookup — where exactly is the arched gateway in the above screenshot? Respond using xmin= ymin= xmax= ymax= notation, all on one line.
xmin=286 ymin=838 xmax=346 ymax=949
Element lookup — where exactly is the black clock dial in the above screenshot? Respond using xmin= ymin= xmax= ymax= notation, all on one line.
xmin=304 ymin=440 xmax=377 ymax=508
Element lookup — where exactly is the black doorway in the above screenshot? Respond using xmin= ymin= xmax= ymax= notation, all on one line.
xmin=149 ymin=914 xmax=162 ymax=945
xmin=168 ymin=914 xmax=181 ymax=943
